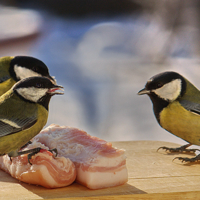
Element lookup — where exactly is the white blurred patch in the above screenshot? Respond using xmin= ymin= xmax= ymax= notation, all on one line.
xmin=75 ymin=22 xmax=134 ymax=79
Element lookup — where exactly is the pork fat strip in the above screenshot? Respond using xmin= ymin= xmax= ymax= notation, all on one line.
xmin=0 ymin=140 xmax=76 ymax=188
xmin=35 ymin=124 xmax=128 ymax=189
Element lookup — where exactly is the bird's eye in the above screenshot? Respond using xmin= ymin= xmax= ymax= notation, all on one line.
xmin=32 ymin=66 xmax=38 ymax=72
xmin=36 ymin=83 xmax=42 ymax=88
xmin=157 ymin=83 xmax=163 ymax=88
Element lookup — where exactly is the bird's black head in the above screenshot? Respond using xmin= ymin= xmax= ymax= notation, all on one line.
xmin=138 ymin=71 xmax=186 ymax=120
xmin=138 ymin=71 xmax=186 ymax=101
xmin=9 ymin=56 xmax=56 ymax=83
xmin=13 ymin=76 xmax=63 ymax=110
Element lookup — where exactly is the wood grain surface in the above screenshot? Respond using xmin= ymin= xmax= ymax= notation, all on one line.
xmin=0 ymin=140 xmax=200 ymax=199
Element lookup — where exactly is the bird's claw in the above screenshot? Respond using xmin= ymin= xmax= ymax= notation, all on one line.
xmin=157 ymin=144 xmax=198 ymax=154
xmin=49 ymin=148 xmax=58 ymax=157
xmin=157 ymin=146 xmax=176 ymax=152
xmin=173 ymin=155 xmax=200 ymax=163
xmin=27 ymin=147 xmax=42 ymax=165
xmin=28 ymin=148 xmax=58 ymax=165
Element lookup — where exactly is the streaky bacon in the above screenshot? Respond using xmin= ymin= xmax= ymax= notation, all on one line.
xmin=35 ymin=124 xmax=128 ymax=189
xmin=0 ymin=140 xmax=76 ymax=188
xmin=0 ymin=124 xmax=128 ymax=189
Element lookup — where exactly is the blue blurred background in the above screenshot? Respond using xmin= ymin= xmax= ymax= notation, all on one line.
xmin=0 ymin=0 xmax=200 ymax=144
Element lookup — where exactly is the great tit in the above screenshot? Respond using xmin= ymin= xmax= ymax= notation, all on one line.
xmin=138 ymin=71 xmax=200 ymax=162
xmin=0 ymin=76 xmax=63 ymax=164
xmin=0 ymin=56 xmax=55 ymax=96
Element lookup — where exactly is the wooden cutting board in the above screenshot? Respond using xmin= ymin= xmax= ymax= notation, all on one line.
xmin=1 ymin=140 xmax=200 ymax=199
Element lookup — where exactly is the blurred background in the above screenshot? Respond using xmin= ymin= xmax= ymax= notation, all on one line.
xmin=0 ymin=0 xmax=200 ymax=144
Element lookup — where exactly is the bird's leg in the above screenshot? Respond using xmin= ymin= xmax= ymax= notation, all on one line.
xmin=157 ymin=144 xmax=199 ymax=154
xmin=8 ymin=147 xmax=58 ymax=165
xmin=26 ymin=148 xmax=58 ymax=165
xmin=17 ymin=147 xmax=42 ymax=165
xmin=173 ymin=153 xmax=200 ymax=163
xmin=49 ymin=148 xmax=58 ymax=157
xmin=20 ymin=141 xmax=32 ymax=150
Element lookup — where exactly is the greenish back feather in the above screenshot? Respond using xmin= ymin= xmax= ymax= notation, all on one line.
xmin=0 ymin=57 xmax=13 ymax=80
xmin=181 ymin=78 xmax=200 ymax=103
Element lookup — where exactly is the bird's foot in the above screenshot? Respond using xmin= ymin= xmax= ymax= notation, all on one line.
xmin=173 ymin=154 xmax=200 ymax=163
xmin=27 ymin=148 xmax=58 ymax=165
xmin=157 ymin=144 xmax=198 ymax=154
xmin=49 ymin=148 xmax=58 ymax=157
xmin=9 ymin=147 xmax=58 ymax=165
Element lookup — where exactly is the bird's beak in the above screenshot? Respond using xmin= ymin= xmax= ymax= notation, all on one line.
xmin=137 ymin=88 xmax=150 ymax=95
xmin=48 ymin=85 xmax=64 ymax=95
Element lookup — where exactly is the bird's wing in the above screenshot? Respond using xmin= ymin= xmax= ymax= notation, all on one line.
xmin=180 ymin=99 xmax=200 ymax=115
xmin=0 ymin=95 xmax=38 ymax=137
xmin=0 ymin=117 xmax=37 ymax=137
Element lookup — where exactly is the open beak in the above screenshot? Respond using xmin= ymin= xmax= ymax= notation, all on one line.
xmin=48 ymin=85 xmax=64 ymax=95
xmin=137 ymin=88 xmax=150 ymax=95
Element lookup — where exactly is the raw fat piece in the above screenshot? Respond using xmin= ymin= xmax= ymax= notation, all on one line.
xmin=0 ymin=140 xmax=76 ymax=188
xmin=35 ymin=124 xmax=128 ymax=189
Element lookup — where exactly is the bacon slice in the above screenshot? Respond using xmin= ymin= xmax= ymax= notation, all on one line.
xmin=0 ymin=124 xmax=128 ymax=189
xmin=0 ymin=140 xmax=76 ymax=188
xmin=35 ymin=124 xmax=128 ymax=189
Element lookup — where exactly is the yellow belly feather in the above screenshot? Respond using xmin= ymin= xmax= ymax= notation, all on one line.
xmin=160 ymin=101 xmax=200 ymax=145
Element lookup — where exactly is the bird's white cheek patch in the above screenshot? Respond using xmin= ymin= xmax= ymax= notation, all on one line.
xmin=16 ymin=87 xmax=48 ymax=102
xmin=14 ymin=65 xmax=41 ymax=80
xmin=153 ymin=79 xmax=182 ymax=101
